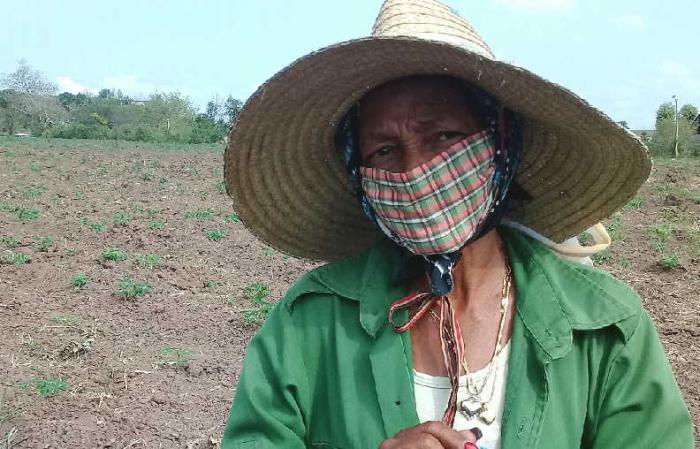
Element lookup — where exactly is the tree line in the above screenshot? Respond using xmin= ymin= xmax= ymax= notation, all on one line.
xmin=0 ymin=59 xmax=242 ymax=144
xmin=1 ymin=59 xmax=699 ymax=155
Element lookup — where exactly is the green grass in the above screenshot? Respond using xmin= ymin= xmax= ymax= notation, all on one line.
xmin=242 ymin=282 xmax=274 ymax=326
xmin=142 ymin=172 xmax=155 ymax=181
xmin=147 ymin=219 xmax=165 ymax=230
xmin=20 ymin=377 xmax=70 ymax=398
xmin=624 ymin=195 xmax=645 ymax=210
xmin=22 ymin=184 xmax=48 ymax=199
xmin=113 ymin=211 xmax=131 ymax=226
xmin=90 ymin=221 xmax=106 ymax=232
xmin=101 ymin=247 xmax=128 ymax=261
xmin=117 ymin=275 xmax=151 ymax=298
xmin=16 ymin=207 xmax=40 ymax=221
xmin=159 ymin=346 xmax=192 ymax=368
xmin=203 ymin=280 xmax=219 ymax=289
xmin=72 ymin=273 xmax=90 ymax=289
xmin=50 ymin=314 xmax=80 ymax=325
xmin=33 ymin=235 xmax=54 ymax=252
xmin=261 ymin=248 xmax=275 ymax=257
xmin=649 ymin=223 xmax=674 ymax=239
xmin=29 ymin=163 xmax=41 ymax=173
xmin=591 ymin=249 xmax=612 ymax=265
xmin=2 ymin=252 xmax=30 ymax=265
xmin=604 ymin=215 xmax=623 ymax=241
xmin=137 ymin=253 xmax=165 ymax=269
xmin=215 ymin=180 xmax=226 ymax=194
xmin=185 ymin=208 xmax=215 ymax=220
xmin=657 ymin=254 xmax=682 ymax=270
xmin=226 ymin=212 xmax=241 ymax=223
xmin=0 ymin=236 xmax=19 ymax=248
xmin=0 ymin=203 xmax=18 ymax=213
xmin=206 ymin=228 xmax=227 ymax=241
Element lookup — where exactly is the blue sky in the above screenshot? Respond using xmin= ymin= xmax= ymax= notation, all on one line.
xmin=3 ymin=0 xmax=699 ymax=129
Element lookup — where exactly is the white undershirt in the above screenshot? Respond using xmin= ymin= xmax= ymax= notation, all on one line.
xmin=412 ymin=340 xmax=511 ymax=449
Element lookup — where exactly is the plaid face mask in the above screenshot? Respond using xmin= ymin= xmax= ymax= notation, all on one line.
xmin=360 ymin=129 xmax=497 ymax=255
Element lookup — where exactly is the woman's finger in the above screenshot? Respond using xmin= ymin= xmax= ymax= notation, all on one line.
xmin=414 ymin=421 xmax=478 ymax=449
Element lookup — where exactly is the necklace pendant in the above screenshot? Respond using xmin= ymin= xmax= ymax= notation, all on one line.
xmin=478 ymin=405 xmax=496 ymax=425
xmin=459 ymin=399 xmax=484 ymax=419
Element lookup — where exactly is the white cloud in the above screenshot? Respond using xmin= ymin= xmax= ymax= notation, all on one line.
xmin=616 ymin=14 xmax=646 ymax=29
xmin=56 ymin=76 xmax=99 ymax=95
xmin=494 ymin=0 xmax=572 ymax=11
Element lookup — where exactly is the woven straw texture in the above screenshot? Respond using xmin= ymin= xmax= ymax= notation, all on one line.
xmin=224 ymin=0 xmax=651 ymax=261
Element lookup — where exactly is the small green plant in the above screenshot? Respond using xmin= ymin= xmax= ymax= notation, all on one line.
xmin=0 ymin=203 xmax=19 ymax=212
xmin=30 ymin=163 xmax=41 ymax=173
xmin=148 ymin=219 xmax=165 ymax=230
xmin=117 ymin=275 xmax=151 ymax=298
xmin=617 ymin=256 xmax=632 ymax=269
xmin=215 ymin=180 xmax=226 ymax=194
xmin=60 ymin=338 xmax=95 ymax=359
xmin=50 ymin=314 xmax=81 ymax=325
xmin=33 ymin=235 xmax=54 ymax=252
xmin=2 ymin=252 xmax=30 ymax=265
xmin=20 ymin=377 xmax=70 ymax=398
xmin=101 ymin=247 xmax=128 ymax=261
xmin=204 ymin=280 xmax=219 ymax=289
xmin=0 ymin=235 xmax=19 ymax=248
xmin=19 ymin=333 xmax=40 ymax=351
xmin=137 ymin=253 xmax=165 ymax=269
xmin=113 ymin=211 xmax=131 ymax=226
xmin=242 ymin=282 xmax=274 ymax=326
xmin=185 ymin=208 xmax=215 ymax=220
xmin=142 ymin=172 xmax=155 ymax=181
xmin=90 ymin=221 xmax=106 ymax=232
xmin=22 ymin=184 xmax=48 ymax=199
xmin=624 ymin=196 xmax=644 ymax=210
xmin=16 ymin=207 xmax=40 ymax=221
xmin=148 ymin=161 xmax=161 ymax=169
xmin=650 ymin=224 xmax=673 ymax=239
xmin=159 ymin=346 xmax=192 ymax=368
xmin=261 ymin=248 xmax=275 ymax=257
xmin=206 ymin=228 xmax=227 ymax=241
xmin=657 ymin=254 xmax=681 ymax=270
xmin=65 ymin=247 xmax=77 ymax=256
xmin=72 ymin=273 xmax=90 ymax=289
xmin=591 ymin=249 xmax=611 ymax=265
xmin=226 ymin=212 xmax=241 ymax=223
xmin=146 ymin=208 xmax=162 ymax=217
xmin=604 ymin=215 xmax=623 ymax=242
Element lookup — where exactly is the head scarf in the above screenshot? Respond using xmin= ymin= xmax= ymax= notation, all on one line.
xmin=337 ymin=83 xmax=523 ymax=296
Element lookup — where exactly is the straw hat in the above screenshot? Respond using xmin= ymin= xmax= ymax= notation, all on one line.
xmin=224 ymin=0 xmax=651 ymax=261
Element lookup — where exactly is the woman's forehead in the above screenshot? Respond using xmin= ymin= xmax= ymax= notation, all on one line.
xmin=357 ymin=76 xmax=482 ymax=130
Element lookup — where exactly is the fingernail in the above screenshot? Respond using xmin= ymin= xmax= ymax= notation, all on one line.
xmin=469 ymin=427 xmax=483 ymax=441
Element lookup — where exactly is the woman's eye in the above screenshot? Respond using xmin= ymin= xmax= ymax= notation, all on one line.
xmin=372 ymin=146 xmax=394 ymax=158
xmin=437 ymin=132 xmax=464 ymax=142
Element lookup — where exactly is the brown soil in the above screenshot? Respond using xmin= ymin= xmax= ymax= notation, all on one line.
xmin=0 ymin=141 xmax=697 ymax=448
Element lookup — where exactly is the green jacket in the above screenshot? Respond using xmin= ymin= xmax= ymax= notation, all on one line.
xmin=223 ymin=228 xmax=694 ymax=448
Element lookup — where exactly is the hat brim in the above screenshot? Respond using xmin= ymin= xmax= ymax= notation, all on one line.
xmin=224 ymin=36 xmax=651 ymax=261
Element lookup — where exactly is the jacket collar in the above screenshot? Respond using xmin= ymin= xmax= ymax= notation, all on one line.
xmin=288 ymin=227 xmax=638 ymax=353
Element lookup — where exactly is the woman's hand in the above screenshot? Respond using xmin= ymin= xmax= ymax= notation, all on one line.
xmin=379 ymin=421 xmax=480 ymax=449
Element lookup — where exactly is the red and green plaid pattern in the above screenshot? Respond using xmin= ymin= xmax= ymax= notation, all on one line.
xmin=361 ymin=130 xmax=496 ymax=255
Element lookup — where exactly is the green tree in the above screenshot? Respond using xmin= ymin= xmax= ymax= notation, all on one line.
xmin=679 ymin=104 xmax=698 ymax=123
xmin=655 ymin=102 xmax=675 ymax=127
xmin=224 ymin=96 xmax=243 ymax=125
xmin=651 ymin=115 xmax=698 ymax=157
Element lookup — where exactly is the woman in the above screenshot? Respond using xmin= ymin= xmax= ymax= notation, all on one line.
xmin=221 ymin=1 xmax=694 ymax=448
